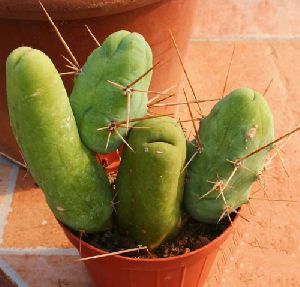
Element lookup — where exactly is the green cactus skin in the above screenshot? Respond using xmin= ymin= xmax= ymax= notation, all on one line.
xmin=6 ymin=47 xmax=112 ymax=233
xmin=184 ymin=88 xmax=274 ymax=223
xmin=70 ymin=30 xmax=153 ymax=154
xmin=115 ymin=117 xmax=186 ymax=250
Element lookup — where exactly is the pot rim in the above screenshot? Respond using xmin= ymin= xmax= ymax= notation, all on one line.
xmin=61 ymin=213 xmax=238 ymax=263
xmin=0 ymin=0 xmax=163 ymax=21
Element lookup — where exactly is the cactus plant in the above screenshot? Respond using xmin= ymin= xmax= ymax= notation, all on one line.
xmin=115 ymin=116 xmax=186 ymax=249
xmin=6 ymin=47 xmax=112 ymax=233
xmin=184 ymin=88 xmax=274 ymax=223
xmin=70 ymin=30 xmax=153 ymax=154
xmin=8 ymin=16 xmax=299 ymax=287
xmin=6 ymin=30 xmax=280 ymax=256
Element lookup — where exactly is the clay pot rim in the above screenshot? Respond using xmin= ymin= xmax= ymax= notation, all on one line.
xmin=0 ymin=0 xmax=163 ymax=21
xmin=61 ymin=212 xmax=238 ymax=263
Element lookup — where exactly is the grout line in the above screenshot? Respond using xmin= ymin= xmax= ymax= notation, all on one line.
xmin=0 ymin=156 xmax=14 ymax=166
xmin=191 ymin=34 xmax=300 ymax=43
xmin=0 ymin=161 xmax=19 ymax=245
xmin=0 ymin=259 xmax=29 ymax=287
xmin=0 ymin=247 xmax=79 ymax=256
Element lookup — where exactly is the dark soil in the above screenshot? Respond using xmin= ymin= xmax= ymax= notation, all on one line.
xmin=0 ymin=269 xmax=17 ymax=287
xmin=77 ymin=214 xmax=234 ymax=259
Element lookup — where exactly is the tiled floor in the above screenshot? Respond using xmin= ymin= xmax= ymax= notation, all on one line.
xmin=1 ymin=1 xmax=300 ymax=286
xmin=192 ymin=0 xmax=300 ymax=40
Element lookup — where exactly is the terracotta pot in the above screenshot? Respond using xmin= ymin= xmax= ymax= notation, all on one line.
xmin=0 ymin=0 xmax=197 ymax=163
xmin=62 ymin=218 xmax=236 ymax=287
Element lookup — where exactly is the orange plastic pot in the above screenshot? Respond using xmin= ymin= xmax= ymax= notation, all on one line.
xmin=0 ymin=0 xmax=197 ymax=164
xmin=62 ymin=218 xmax=236 ymax=287
xmin=96 ymin=146 xmax=123 ymax=173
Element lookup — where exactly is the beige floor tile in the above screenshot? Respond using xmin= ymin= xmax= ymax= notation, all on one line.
xmin=192 ymin=0 xmax=300 ymax=39
xmin=2 ymin=254 xmax=93 ymax=287
xmin=1 ymin=169 xmax=71 ymax=248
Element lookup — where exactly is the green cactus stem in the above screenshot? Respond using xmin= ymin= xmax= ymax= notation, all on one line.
xmin=70 ymin=30 xmax=153 ymax=154
xmin=115 ymin=117 xmax=186 ymax=249
xmin=6 ymin=47 xmax=112 ymax=233
xmin=184 ymin=88 xmax=274 ymax=223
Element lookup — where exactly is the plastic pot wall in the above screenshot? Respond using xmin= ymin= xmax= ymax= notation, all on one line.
xmin=96 ymin=145 xmax=123 ymax=173
xmin=62 ymin=221 xmax=235 ymax=287
xmin=0 ymin=0 xmax=197 ymax=163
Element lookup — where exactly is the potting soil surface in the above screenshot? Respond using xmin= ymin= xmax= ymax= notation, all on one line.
xmin=80 ymin=216 xmax=233 ymax=258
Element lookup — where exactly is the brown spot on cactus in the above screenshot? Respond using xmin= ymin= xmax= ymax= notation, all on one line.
xmin=246 ymin=125 xmax=258 ymax=140
xmin=56 ymin=206 xmax=65 ymax=212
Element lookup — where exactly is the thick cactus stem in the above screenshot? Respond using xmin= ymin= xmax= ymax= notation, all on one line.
xmin=184 ymin=88 xmax=274 ymax=223
xmin=115 ymin=117 xmax=186 ymax=250
xmin=6 ymin=47 xmax=112 ymax=233
xmin=70 ymin=30 xmax=153 ymax=154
